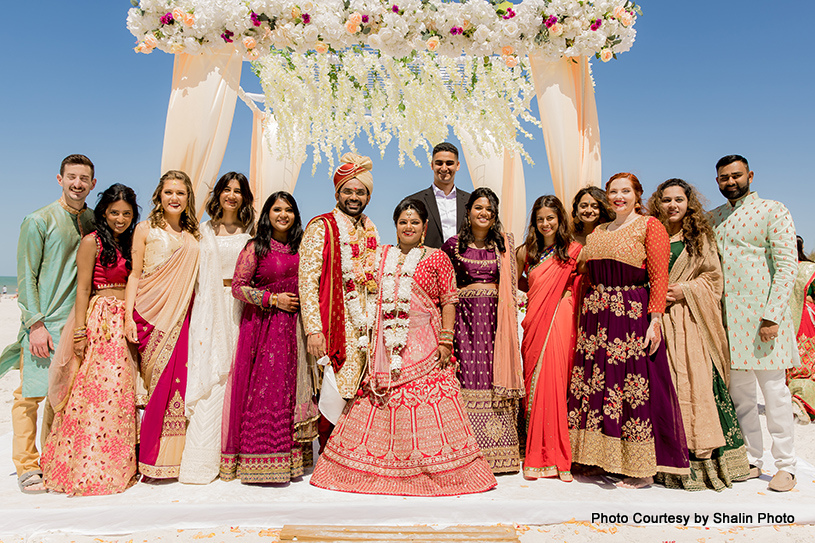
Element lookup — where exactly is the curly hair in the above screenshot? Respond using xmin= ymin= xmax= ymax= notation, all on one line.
xmin=148 ymin=170 xmax=200 ymax=239
xmin=646 ymin=178 xmax=715 ymax=257
xmin=524 ymin=195 xmax=571 ymax=263
xmin=205 ymin=172 xmax=255 ymax=231
xmin=571 ymin=186 xmax=614 ymax=235
xmin=458 ymin=187 xmax=506 ymax=254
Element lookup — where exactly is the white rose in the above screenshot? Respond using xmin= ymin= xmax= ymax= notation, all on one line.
xmin=502 ymin=21 xmax=519 ymax=38
xmin=304 ymin=25 xmax=319 ymax=42
xmin=380 ymin=28 xmax=394 ymax=43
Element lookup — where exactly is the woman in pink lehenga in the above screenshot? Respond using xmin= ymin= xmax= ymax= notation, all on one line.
xmin=42 ymin=184 xmax=140 ymax=495
xmin=125 ymin=171 xmax=200 ymax=480
xmin=311 ymin=198 xmax=496 ymax=496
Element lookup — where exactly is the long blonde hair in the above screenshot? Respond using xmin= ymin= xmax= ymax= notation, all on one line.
xmin=148 ymin=170 xmax=200 ymax=239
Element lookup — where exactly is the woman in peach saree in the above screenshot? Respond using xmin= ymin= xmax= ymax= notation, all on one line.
xmin=125 ymin=170 xmax=200 ymax=480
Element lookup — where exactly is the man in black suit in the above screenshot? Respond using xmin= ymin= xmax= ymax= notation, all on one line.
xmin=405 ymin=142 xmax=470 ymax=248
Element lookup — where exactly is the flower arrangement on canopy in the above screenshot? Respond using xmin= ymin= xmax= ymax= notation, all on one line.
xmin=128 ymin=0 xmax=640 ymax=167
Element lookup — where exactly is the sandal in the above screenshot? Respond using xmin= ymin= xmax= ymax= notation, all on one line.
xmin=18 ymin=470 xmax=47 ymax=494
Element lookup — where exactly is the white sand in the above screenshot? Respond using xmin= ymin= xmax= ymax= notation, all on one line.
xmin=1 ymin=300 xmax=814 ymax=542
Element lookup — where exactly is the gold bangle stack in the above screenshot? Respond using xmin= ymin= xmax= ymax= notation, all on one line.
xmin=73 ymin=326 xmax=87 ymax=343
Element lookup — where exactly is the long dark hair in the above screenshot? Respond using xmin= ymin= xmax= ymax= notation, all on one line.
xmin=205 ymin=172 xmax=255 ymax=230
xmin=458 ymin=187 xmax=506 ymax=253
xmin=571 ymin=186 xmax=614 ymax=234
xmin=798 ymin=236 xmax=812 ymax=263
xmin=94 ymin=184 xmax=139 ymax=270
xmin=524 ymin=195 xmax=571 ymax=263
xmin=251 ymin=191 xmax=303 ymax=258
xmin=646 ymin=178 xmax=715 ymax=257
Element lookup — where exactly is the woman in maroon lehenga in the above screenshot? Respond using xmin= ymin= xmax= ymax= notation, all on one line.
xmin=310 ymin=198 xmax=496 ymax=496
xmin=567 ymin=173 xmax=689 ymax=488
xmin=441 ymin=187 xmax=523 ymax=475
xmin=220 ymin=192 xmax=318 ymax=484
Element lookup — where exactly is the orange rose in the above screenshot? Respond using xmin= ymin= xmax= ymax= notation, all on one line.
xmin=291 ymin=6 xmax=301 ymax=19
xmin=549 ymin=22 xmax=563 ymax=36
xmin=348 ymin=12 xmax=363 ymax=25
xmin=613 ymin=6 xmax=626 ymax=19
xmin=143 ymin=34 xmax=158 ymax=49
xmin=183 ymin=13 xmax=195 ymax=27
xmin=245 ymin=49 xmax=260 ymax=60
xmin=599 ymin=48 xmax=613 ymax=62
xmin=315 ymin=41 xmax=329 ymax=53
xmin=426 ymin=36 xmax=440 ymax=51
xmin=172 ymin=8 xmax=185 ymax=21
xmin=501 ymin=45 xmax=514 ymax=56
xmin=504 ymin=55 xmax=518 ymax=68
xmin=620 ymin=13 xmax=633 ymax=26
xmin=345 ymin=20 xmax=360 ymax=34
xmin=243 ymin=36 xmax=257 ymax=49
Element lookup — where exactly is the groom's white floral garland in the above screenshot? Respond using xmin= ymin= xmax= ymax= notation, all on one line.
xmin=127 ymin=0 xmax=639 ymax=166
xmin=335 ymin=213 xmax=379 ymax=351
xmin=379 ymin=245 xmax=422 ymax=372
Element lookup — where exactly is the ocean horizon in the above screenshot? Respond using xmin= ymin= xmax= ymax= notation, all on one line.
xmin=0 ymin=276 xmax=17 ymax=292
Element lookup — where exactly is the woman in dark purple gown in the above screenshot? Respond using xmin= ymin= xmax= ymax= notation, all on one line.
xmin=220 ymin=192 xmax=318 ymax=484
xmin=441 ymin=187 xmax=523 ymax=475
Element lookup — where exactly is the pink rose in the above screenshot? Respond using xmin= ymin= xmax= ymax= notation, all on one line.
xmin=426 ymin=36 xmax=440 ymax=51
xmin=613 ymin=6 xmax=626 ymax=19
xmin=599 ymin=48 xmax=613 ymax=62
xmin=345 ymin=20 xmax=360 ymax=34
xmin=501 ymin=45 xmax=514 ymax=56
xmin=243 ymin=36 xmax=257 ymax=49
xmin=315 ymin=41 xmax=329 ymax=53
xmin=549 ymin=22 xmax=563 ymax=36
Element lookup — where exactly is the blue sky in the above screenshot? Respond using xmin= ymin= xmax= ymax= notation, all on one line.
xmin=1 ymin=1 xmax=812 ymax=275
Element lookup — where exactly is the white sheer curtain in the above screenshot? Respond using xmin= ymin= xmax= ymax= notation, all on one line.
xmin=160 ymin=51 xmax=242 ymax=216
xmin=528 ymin=55 xmax=602 ymax=211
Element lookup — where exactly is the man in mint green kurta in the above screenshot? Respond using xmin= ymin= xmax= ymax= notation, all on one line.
xmin=710 ymin=154 xmax=797 ymax=492
xmin=0 ymin=155 xmax=95 ymax=491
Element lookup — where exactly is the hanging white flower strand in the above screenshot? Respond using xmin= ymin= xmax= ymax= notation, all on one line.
xmin=379 ymin=246 xmax=422 ymax=373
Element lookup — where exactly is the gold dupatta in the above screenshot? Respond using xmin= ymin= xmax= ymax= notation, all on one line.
xmin=136 ymin=231 xmax=199 ymax=398
xmin=665 ymin=235 xmax=730 ymax=384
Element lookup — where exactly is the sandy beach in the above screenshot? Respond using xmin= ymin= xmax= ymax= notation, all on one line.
xmin=1 ymin=299 xmax=814 ymax=542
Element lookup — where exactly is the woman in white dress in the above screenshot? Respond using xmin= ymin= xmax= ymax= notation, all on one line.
xmin=179 ymin=172 xmax=255 ymax=484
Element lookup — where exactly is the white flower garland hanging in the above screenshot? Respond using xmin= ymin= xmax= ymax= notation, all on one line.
xmin=127 ymin=0 xmax=640 ymax=166
xmin=379 ymin=245 xmax=422 ymax=372
xmin=335 ymin=214 xmax=378 ymax=350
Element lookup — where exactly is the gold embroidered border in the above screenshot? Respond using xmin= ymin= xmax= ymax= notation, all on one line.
xmin=458 ymin=288 xmax=499 ymax=299
xmin=569 ymin=428 xmax=657 ymax=479
xmin=139 ymin=462 xmax=180 ymax=479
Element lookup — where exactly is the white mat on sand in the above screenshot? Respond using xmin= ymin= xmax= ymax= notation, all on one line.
xmin=1 ymin=431 xmax=812 ymax=536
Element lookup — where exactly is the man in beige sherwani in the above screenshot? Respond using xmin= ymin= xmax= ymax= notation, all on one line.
xmin=299 ymin=153 xmax=379 ymax=450
xmin=710 ymin=154 xmax=798 ymax=492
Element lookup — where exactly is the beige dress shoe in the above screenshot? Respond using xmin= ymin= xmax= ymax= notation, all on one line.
xmin=768 ymin=470 xmax=795 ymax=492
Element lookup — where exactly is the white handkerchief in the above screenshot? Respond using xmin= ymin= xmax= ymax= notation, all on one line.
xmin=318 ymin=359 xmax=346 ymax=424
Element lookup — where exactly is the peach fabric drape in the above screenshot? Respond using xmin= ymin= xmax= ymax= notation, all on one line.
xmin=160 ymin=52 xmax=242 ymax=217
xmin=248 ymin=107 xmax=305 ymax=213
xmin=528 ymin=55 xmax=602 ymax=210
xmin=459 ymin=135 xmax=527 ymax=242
